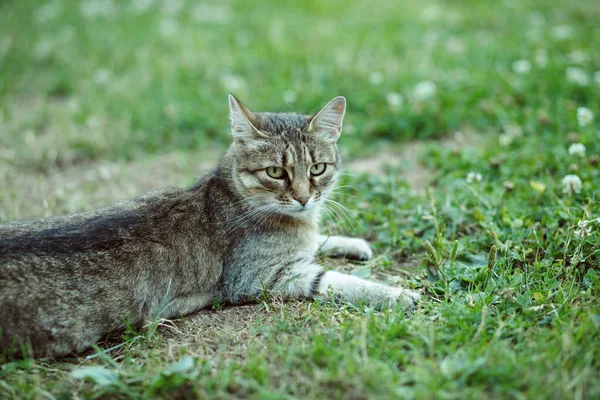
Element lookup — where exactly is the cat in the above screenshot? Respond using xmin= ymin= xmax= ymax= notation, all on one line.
xmin=0 ymin=95 xmax=420 ymax=359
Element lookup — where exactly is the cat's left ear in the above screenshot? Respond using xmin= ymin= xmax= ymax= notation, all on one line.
xmin=228 ymin=94 xmax=267 ymax=141
xmin=308 ymin=96 xmax=346 ymax=142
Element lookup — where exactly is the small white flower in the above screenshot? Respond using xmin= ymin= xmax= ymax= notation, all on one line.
xmin=505 ymin=124 xmax=523 ymax=138
xmin=562 ymin=174 xmax=582 ymax=195
xmin=445 ymin=37 xmax=465 ymax=54
xmin=566 ymin=67 xmax=589 ymax=86
xmin=413 ymin=80 xmax=437 ymax=100
xmin=568 ymin=143 xmax=586 ymax=157
xmin=512 ymin=59 xmax=531 ymax=74
xmin=368 ymin=72 xmax=384 ymax=85
xmin=80 ymin=0 xmax=117 ymax=19
xmin=421 ymin=5 xmax=443 ymax=21
xmin=499 ymin=134 xmax=513 ymax=146
xmin=386 ymin=92 xmax=404 ymax=109
xmin=577 ymin=107 xmax=594 ymax=127
xmin=568 ymin=50 xmax=588 ymax=64
xmin=499 ymin=124 xmax=522 ymax=146
xmin=33 ymin=38 xmax=55 ymax=59
xmin=35 ymin=0 xmax=63 ymax=23
xmin=220 ymin=74 xmax=245 ymax=92
xmin=466 ymin=172 xmax=482 ymax=184
xmin=131 ymin=0 xmax=154 ymax=14
xmin=552 ymin=25 xmax=573 ymax=40
xmin=574 ymin=219 xmax=593 ymax=237
xmin=159 ymin=18 xmax=179 ymax=38
xmin=283 ymin=90 xmax=296 ymax=104
xmin=535 ymin=49 xmax=548 ymax=68
xmin=92 ymin=68 xmax=111 ymax=85
xmin=192 ymin=4 xmax=232 ymax=24
xmin=161 ymin=0 xmax=183 ymax=15
xmin=529 ymin=12 xmax=545 ymax=26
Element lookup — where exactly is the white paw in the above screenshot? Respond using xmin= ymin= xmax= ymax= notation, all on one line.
xmin=320 ymin=236 xmax=373 ymax=261
xmin=391 ymin=288 xmax=421 ymax=311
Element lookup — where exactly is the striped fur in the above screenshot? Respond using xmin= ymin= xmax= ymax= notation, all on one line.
xmin=0 ymin=95 xmax=419 ymax=359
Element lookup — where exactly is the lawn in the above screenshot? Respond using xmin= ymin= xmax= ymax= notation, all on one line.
xmin=1 ymin=0 xmax=599 ymax=398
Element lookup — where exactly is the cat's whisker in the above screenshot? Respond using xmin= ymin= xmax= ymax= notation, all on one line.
xmin=329 ymin=190 xmax=358 ymax=200
xmin=325 ymin=199 xmax=361 ymax=228
xmin=322 ymin=203 xmax=348 ymax=233
xmin=331 ymin=201 xmax=362 ymax=229
xmin=321 ymin=203 xmax=344 ymax=236
xmin=334 ymin=184 xmax=359 ymax=191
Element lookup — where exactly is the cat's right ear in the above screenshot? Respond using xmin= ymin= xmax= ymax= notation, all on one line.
xmin=228 ymin=94 xmax=267 ymax=141
xmin=308 ymin=96 xmax=346 ymax=142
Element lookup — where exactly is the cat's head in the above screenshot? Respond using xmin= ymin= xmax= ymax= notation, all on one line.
xmin=228 ymin=94 xmax=345 ymax=221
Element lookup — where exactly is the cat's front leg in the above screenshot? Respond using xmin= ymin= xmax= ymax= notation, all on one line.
xmin=316 ymin=270 xmax=420 ymax=310
xmin=317 ymin=234 xmax=373 ymax=261
xmin=272 ymin=260 xmax=420 ymax=310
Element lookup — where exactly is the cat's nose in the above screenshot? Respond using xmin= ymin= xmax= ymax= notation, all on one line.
xmin=295 ymin=195 xmax=310 ymax=207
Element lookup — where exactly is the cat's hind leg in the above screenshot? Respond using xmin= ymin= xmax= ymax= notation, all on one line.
xmin=317 ymin=234 xmax=373 ymax=261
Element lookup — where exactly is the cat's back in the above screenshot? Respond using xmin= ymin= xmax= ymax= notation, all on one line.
xmin=0 ymin=187 xmax=191 ymax=259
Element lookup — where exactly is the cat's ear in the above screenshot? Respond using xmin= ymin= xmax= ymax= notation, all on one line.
xmin=308 ymin=96 xmax=346 ymax=142
xmin=228 ymin=94 xmax=267 ymax=141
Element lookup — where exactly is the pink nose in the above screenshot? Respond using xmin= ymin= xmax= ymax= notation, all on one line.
xmin=295 ymin=196 xmax=310 ymax=207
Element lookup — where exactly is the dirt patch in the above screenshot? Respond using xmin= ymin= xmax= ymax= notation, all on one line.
xmin=345 ymin=132 xmax=481 ymax=193
xmin=0 ymin=150 xmax=221 ymax=221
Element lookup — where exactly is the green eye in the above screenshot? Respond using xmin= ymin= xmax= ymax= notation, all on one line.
xmin=266 ymin=166 xmax=286 ymax=179
xmin=310 ymin=163 xmax=327 ymax=176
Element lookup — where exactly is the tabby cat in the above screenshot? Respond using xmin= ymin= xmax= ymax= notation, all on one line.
xmin=0 ymin=95 xmax=420 ymax=359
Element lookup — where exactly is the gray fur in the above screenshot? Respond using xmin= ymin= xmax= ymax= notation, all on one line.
xmin=0 ymin=95 xmax=419 ymax=359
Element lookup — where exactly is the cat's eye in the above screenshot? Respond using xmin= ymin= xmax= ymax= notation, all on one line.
xmin=266 ymin=166 xmax=286 ymax=179
xmin=310 ymin=163 xmax=327 ymax=176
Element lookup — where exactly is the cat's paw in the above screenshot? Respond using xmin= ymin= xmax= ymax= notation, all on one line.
xmin=391 ymin=288 xmax=421 ymax=311
xmin=320 ymin=236 xmax=373 ymax=261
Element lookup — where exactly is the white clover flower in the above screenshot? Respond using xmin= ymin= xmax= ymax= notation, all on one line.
xmin=192 ymin=4 xmax=232 ymax=24
xmin=131 ymin=0 xmax=154 ymax=14
xmin=466 ymin=172 xmax=482 ymax=184
xmin=445 ymin=38 xmax=465 ymax=54
xmin=505 ymin=125 xmax=523 ymax=138
xmin=220 ymin=74 xmax=245 ymax=92
xmin=159 ymin=18 xmax=179 ymax=38
xmin=499 ymin=134 xmax=513 ymax=146
xmin=577 ymin=107 xmax=594 ymax=127
xmin=421 ymin=5 xmax=443 ymax=21
xmin=568 ymin=50 xmax=588 ymax=64
xmin=35 ymin=1 xmax=63 ymax=23
xmin=574 ymin=219 xmax=593 ymax=237
xmin=566 ymin=67 xmax=589 ymax=86
xmin=33 ymin=38 xmax=55 ymax=59
xmin=499 ymin=124 xmax=522 ymax=146
xmin=386 ymin=92 xmax=404 ymax=109
xmin=283 ymin=90 xmax=297 ymax=104
xmin=80 ymin=0 xmax=117 ymax=19
xmin=368 ymin=72 xmax=384 ymax=85
xmin=162 ymin=0 xmax=183 ymax=15
xmin=535 ymin=49 xmax=548 ymax=68
xmin=513 ymin=59 xmax=531 ymax=74
xmin=413 ymin=80 xmax=437 ymax=100
xmin=562 ymin=174 xmax=582 ymax=195
xmin=552 ymin=25 xmax=573 ymax=40
xmin=92 ymin=68 xmax=111 ymax=85
xmin=568 ymin=143 xmax=586 ymax=157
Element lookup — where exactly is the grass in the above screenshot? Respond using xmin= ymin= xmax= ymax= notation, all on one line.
xmin=1 ymin=0 xmax=599 ymax=398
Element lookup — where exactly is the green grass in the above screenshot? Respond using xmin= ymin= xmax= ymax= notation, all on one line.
xmin=1 ymin=0 xmax=600 ymax=398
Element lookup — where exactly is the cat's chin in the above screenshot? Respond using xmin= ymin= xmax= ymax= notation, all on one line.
xmin=275 ymin=205 xmax=317 ymax=220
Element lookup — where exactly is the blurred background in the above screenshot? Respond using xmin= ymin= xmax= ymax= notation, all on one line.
xmin=0 ymin=0 xmax=598 ymax=219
